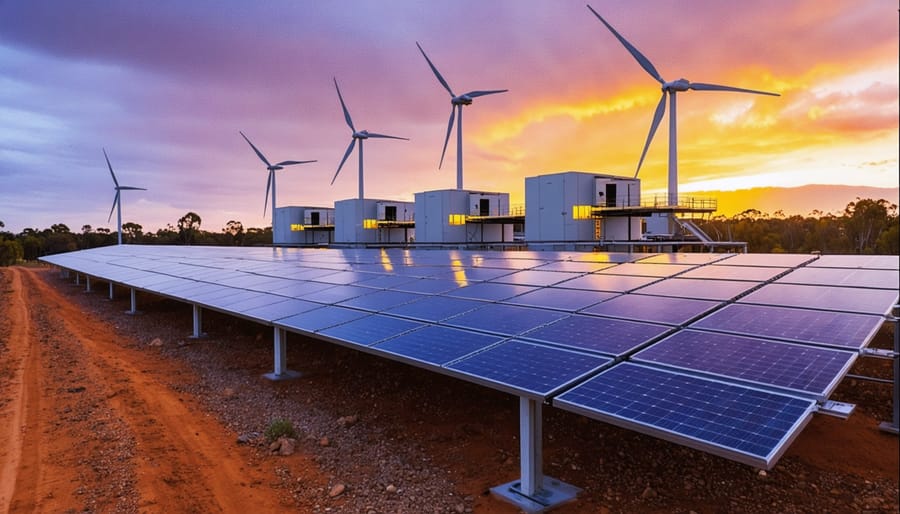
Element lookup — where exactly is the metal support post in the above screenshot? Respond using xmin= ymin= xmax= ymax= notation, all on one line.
xmin=263 ymin=327 xmax=301 ymax=381
xmin=85 ymin=276 xmax=92 ymax=293
xmin=109 ymin=282 xmax=114 ymax=300
xmin=127 ymin=288 xmax=137 ymax=315
xmin=490 ymin=397 xmax=581 ymax=513
xmin=880 ymin=304 xmax=900 ymax=435
xmin=189 ymin=304 xmax=206 ymax=339
xmin=75 ymin=273 xmax=80 ymax=286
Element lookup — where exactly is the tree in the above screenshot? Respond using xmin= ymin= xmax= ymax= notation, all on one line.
xmin=0 ymin=240 xmax=23 ymax=266
xmin=843 ymin=198 xmax=894 ymax=254
xmin=122 ymin=222 xmax=144 ymax=243
xmin=224 ymin=220 xmax=245 ymax=246
xmin=177 ymin=212 xmax=202 ymax=245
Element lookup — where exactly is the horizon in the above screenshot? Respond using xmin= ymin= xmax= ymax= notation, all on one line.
xmin=1 ymin=1 xmax=897 ymax=234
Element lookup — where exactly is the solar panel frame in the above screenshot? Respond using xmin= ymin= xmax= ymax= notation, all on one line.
xmin=443 ymin=303 xmax=569 ymax=337
xmin=580 ymin=294 xmax=721 ymax=326
xmin=446 ymin=282 xmax=537 ymax=301
xmin=506 ymin=287 xmax=619 ymax=312
xmin=372 ymin=325 xmax=505 ymax=368
xmin=634 ymin=278 xmax=760 ymax=301
xmin=555 ymin=273 xmax=659 ymax=293
xmin=277 ymin=306 xmax=369 ymax=333
xmin=383 ymin=295 xmax=486 ymax=322
xmin=739 ymin=283 xmax=899 ymax=316
xmin=521 ymin=314 xmax=671 ymax=357
xmin=678 ymin=265 xmax=790 ymax=282
xmin=776 ymin=267 xmax=900 ymax=290
xmin=318 ymin=315 xmax=426 ymax=347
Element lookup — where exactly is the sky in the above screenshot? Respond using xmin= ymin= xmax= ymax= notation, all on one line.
xmin=1 ymin=0 xmax=897 ymax=234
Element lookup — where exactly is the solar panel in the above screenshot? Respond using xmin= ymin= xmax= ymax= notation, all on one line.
xmin=434 ymin=267 xmax=514 ymax=282
xmin=384 ymin=295 xmax=485 ymax=322
xmin=522 ymin=314 xmax=670 ymax=357
xmin=354 ymin=274 xmax=420 ymax=290
xmin=635 ymin=278 xmax=758 ymax=301
xmin=277 ymin=306 xmax=368 ymax=333
xmin=447 ymin=282 xmax=537 ymax=301
xmin=633 ymin=330 xmax=856 ymax=398
xmin=601 ymin=262 xmax=695 ymax=277
xmin=776 ymin=267 xmax=899 ymax=290
xmin=443 ymin=304 xmax=568 ymax=336
xmin=373 ymin=325 xmax=503 ymax=367
xmin=447 ymin=340 xmax=612 ymax=398
xmin=533 ymin=261 xmax=618 ymax=273
xmin=678 ymin=265 xmax=789 ymax=282
xmin=506 ymin=287 xmax=618 ymax=312
xmin=554 ymin=363 xmax=816 ymax=469
xmin=739 ymin=283 xmax=899 ymax=315
xmin=718 ymin=254 xmax=814 ymax=267
xmin=217 ymin=293 xmax=290 ymax=313
xmin=393 ymin=278 xmax=462 ymax=294
xmin=556 ymin=273 xmax=658 ymax=293
xmin=808 ymin=254 xmax=900 ymax=270
xmin=490 ymin=269 xmax=579 ymax=287
xmin=241 ymin=298 xmax=322 ymax=322
xmin=581 ymin=294 xmax=721 ymax=326
xmin=338 ymin=290 xmax=423 ymax=312
xmin=319 ymin=315 xmax=425 ymax=347
xmin=302 ymin=284 xmax=373 ymax=304
xmin=637 ymin=253 xmax=731 ymax=265
xmin=690 ymin=304 xmax=885 ymax=350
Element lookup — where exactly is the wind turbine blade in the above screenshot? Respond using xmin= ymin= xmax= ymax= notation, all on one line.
xmin=416 ymin=42 xmax=455 ymax=97
xmin=276 ymin=160 xmax=317 ymax=166
xmin=439 ymin=106 xmax=456 ymax=169
xmin=587 ymin=5 xmax=665 ymax=84
xmin=463 ymin=89 xmax=508 ymax=98
xmin=264 ymin=170 xmax=272 ymax=216
xmin=108 ymin=191 xmax=119 ymax=222
xmin=331 ymin=139 xmax=356 ymax=185
xmin=103 ymin=148 xmax=119 ymax=187
xmin=364 ymin=132 xmax=409 ymax=140
xmin=118 ymin=186 xmax=147 ymax=191
xmin=689 ymin=82 xmax=780 ymax=96
xmin=333 ymin=78 xmax=356 ymax=132
xmin=635 ymin=92 xmax=667 ymax=178
xmin=239 ymin=131 xmax=272 ymax=167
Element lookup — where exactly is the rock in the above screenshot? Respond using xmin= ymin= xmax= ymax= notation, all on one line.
xmin=454 ymin=503 xmax=465 ymax=513
xmin=757 ymin=470 xmax=768 ymax=478
xmin=149 ymin=338 xmax=163 ymax=347
xmin=386 ymin=484 xmax=397 ymax=493
xmin=278 ymin=437 xmax=296 ymax=456
xmin=236 ymin=434 xmax=252 ymax=445
xmin=337 ymin=415 xmax=359 ymax=427
xmin=319 ymin=436 xmax=330 ymax=447
xmin=329 ymin=483 xmax=346 ymax=497
xmin=269 ymin=440 xmax=282 ymax=453
xmin=222 ymin=387 xmax=236 ymax=398
xmin=641 ymin=486 xmax=657 ymax=499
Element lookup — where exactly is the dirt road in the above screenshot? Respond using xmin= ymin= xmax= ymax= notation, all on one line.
xmin=0 ymin=267 xmax=292 ymax=512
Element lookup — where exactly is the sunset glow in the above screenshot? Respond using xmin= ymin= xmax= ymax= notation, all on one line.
xmin=0 ymin=1 xmax=896 ymax=232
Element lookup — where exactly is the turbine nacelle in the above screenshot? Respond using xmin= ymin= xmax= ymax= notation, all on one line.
xmin=663 ymin=79 xmax=692 ymax=92
xmin=452 ymin=95 xmax=474 ymax=106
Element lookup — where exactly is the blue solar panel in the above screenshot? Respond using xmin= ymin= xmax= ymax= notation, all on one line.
xmin=720 ymin=254 xmax=815 ymax=267
xmin=556 ymin=274 xmax=658 ymax=293
xmin=277 ymin=306 xmax=368 ymax=333
xmin=241 ymin=298 xmax=321 ymax=322
xmin=338 ymin=290 xmax=423 ymax=312
xmin=444 ymin=304 xmax=568 ymax=336
xmin=602 ymin=262 xmax=695 ymax=277
xmin=490 ymin=269 xmax=579 ymax=287
xmin=636 ymin=278 xmax=758 ymax=301
xmin=581 ymin=294 xmax=721 ymax=326
xmin=522 ymin=315 xmax=670 ymax=356
xmin=690 ymin=304 xmax=885 ymax=350
xmin=434 ymin=267 xmax=513 ymax=282
xmin=633 ymin=330 xmax=856 ymax=398
xmin=679 ymin=265 xmax=788 ymax=282
xmin=507 ymin=287 xmax=618 ymax=312
xmin=302 ymin=284 xmax=372 ymax=304
xmin=809 ymin=254 xmax=899 ymax=270
xmin=638 ymin=253 xmax=730 ymax=265
xmin=447 ymin=282 xmax=537 ymax=301
xmin=740 ymin=283 xmax=899 ymax=315
xmin=354 ymin=274 xmax=419 ymax=290
xmin=554 ymin=363 xmax=816 ymax=468
xmin=217 ymin=293 xmax=290 ymax=312
xmin=394 ymin=278 xmax=462 ymax=294
xmin=776 ymin=267 xmax=900 ymax=290
xmin=534 ymin=261 xmax=618 ymax=273
xmin=319 ymin=315 xmax=425 ymax=346
xmin=384 ymin=295 xmax=484 ymax=322
xmin=447 ymin=340 xmax=611 ymax=398
xmin=373 ymin=326 xmax=503 ymax=366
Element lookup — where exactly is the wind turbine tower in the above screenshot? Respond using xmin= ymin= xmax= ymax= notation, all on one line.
xmin=587 ymin=5 xmax=779 ymax=206
xmin=104 ymin=148 xmax=146 ymax=245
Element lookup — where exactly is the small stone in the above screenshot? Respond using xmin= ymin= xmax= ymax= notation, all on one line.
xmin=269 ymin=440 xmax=282 ymax=453
xmin=757 ymin=470 xmax=767 ymax=478
xmin=641 ymin=486 xmax=656 ymax=499
xmin=337 ymin=415 xmax=359 ymax=427
xmin=454 ymin=503 xmax=465 ymax=513
xmin=236 ymin=434 xmax=252 ymax=445
xmin=149 ymin=338 xmax=163 ymax=347
xmin=222 ymin=387 xmax=235 ymax=398
xmin=329 ymin=483 xmax=346 ymax=497
xmin=386 ymin=484 xmax=397 ymax=493
xmin=319 ymin=437 xmax=330 ymax=447
xmin=278 ymin=437 xmax=296 ymax=456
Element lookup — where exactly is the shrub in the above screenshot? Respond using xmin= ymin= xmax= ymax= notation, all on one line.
xmin=264 ymin=419 xmax=297 ymax=441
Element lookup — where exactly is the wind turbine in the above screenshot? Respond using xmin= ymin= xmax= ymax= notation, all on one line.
xmin=103 ymin=148 xmax=146 ymax=245
xmin=587 ymin=5 xmax=779 ymax=205
xmin=331 ymin=77 xmax=408 ymax=201
xmin=416 ymin=42 xmax=507 ymax=191
xmin=239 ymin=131 xmax=316 ymax=229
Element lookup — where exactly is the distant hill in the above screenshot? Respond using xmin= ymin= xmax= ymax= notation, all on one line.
xmin=688 ymin=185 xmax=900 ymax=218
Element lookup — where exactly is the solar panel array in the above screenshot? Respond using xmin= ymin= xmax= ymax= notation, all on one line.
xmin=41 ymin=245 xmax=898 ymax=469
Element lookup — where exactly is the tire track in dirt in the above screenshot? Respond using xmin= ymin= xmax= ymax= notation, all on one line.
xmin=6 ymin=268 xmax=290 ymax=513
